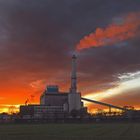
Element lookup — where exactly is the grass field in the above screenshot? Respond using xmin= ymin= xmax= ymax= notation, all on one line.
xmin=0 ymin=123 xmax=140 ymax=140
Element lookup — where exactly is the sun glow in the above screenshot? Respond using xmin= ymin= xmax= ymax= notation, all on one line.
xmin=0 ymin=104 xmax=20 ymax=114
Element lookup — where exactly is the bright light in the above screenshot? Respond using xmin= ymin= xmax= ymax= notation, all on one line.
xmin=0 ymin=108 xmax=9 ymax=113
xmin=0 ymin=104 xmax=20 ymax=113
xmin=83 ymin=71 xmax=140 ymax=105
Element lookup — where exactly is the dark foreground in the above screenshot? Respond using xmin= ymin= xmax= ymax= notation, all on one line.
xmin=0 ymin=123 xmax=140 ymax=140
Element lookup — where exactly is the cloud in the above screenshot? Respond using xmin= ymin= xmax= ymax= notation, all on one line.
xmin=0 ymin=0 xmax=140 ymax=107
xmin=76 ymin=12 xmax=140 ymax=50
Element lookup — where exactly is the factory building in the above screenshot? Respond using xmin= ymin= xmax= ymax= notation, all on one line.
xmin=19 ymin=54 xmax=140 ymax=121
xmin=40 ymin=55 xmax=83 ymax=113
xmin=20 ymin=55 xmax=87 ymax=119
xmin=20 ymin=105 xmax=65 ymax=119
xmin=40 ymin=85 xmax=68 ymax=109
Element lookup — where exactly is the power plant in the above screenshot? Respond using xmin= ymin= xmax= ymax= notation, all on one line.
xmin=20 ymin=55 xmax=87 ymax=119
xmin=19 ymin=55 xmax=140 ymax=121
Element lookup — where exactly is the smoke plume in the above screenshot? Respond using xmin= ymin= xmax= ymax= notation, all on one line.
xmin=76 ymin=12 xmax=140 ymax=50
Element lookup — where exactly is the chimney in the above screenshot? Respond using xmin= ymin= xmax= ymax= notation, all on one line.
xmin=70 ymin=54 xmax=77 ymax=93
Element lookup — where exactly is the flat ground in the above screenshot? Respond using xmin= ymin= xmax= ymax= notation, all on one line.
xmin=0 ymin=123 xmax=140 ymax=140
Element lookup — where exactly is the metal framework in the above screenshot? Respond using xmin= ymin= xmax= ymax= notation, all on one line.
xmin=81 ymin=97 xmax=129 ymax=111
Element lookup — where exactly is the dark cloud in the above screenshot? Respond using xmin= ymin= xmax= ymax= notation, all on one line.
xmin=0 ymin=0 xmax=140 ymax=105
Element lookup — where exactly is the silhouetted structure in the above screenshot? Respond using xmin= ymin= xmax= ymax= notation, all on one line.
xmin=20 ymin=55 xmax=87 ymax=120
xmin=19 ymin=55 xmax=140 ymax=122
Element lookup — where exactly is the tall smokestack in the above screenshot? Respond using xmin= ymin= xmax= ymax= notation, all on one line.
xmin=70 ymin=54 xmax=77 ymax=93
xmin=68 ymin=54 xmax=82 ymax=112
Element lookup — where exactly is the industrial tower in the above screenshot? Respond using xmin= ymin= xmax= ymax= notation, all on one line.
xmin=68 ymin=54 xmax=82 ymax=112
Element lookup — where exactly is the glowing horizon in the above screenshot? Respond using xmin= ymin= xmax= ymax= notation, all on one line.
xmin=83 ymin=71 xmax=140 ymax=110
xmin=1 ymin=71 xmax=140 ymax=114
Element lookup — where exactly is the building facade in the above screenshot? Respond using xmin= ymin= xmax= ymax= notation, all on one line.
xmin=20 ymin=55 xmax=87 ymax=119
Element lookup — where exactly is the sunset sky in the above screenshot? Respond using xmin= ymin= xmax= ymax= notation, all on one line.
xmin=0 ymin=0 xmax=140 ymax=113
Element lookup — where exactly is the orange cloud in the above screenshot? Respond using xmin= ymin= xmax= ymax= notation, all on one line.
xmin=76 ymin=12 xmax=140 ymax=50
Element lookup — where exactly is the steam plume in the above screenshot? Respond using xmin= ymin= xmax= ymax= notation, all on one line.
xmin=76 ymin=12 xmax=140 ymax=50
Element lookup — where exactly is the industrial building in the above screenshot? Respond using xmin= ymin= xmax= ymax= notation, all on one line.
xmin=20 ymin=55 xmax=140 ymax=121
xmin=20 ymin=55 xmax=87 ymax=119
